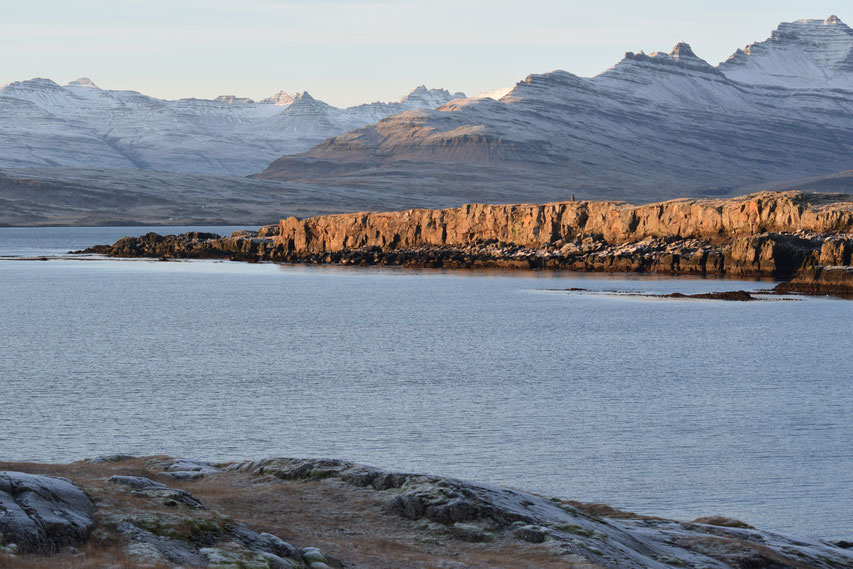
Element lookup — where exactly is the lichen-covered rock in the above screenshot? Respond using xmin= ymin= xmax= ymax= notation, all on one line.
xmin=153 ymin=458 xmax=223 ymax=481
xmin=0 ymin=471 xmax=95 ymax=553
xmin=109 ymin=475 xmax=204 ymax=509
xmin=108 ymin=475 xmax=168 ymax=491
xmin=512 ymin=524 xmax=548 ymax=543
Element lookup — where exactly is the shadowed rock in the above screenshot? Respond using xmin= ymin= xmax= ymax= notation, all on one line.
xmin=0 ymin=471 xmax=95 ymax=553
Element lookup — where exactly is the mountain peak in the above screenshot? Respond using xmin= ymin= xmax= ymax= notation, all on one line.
xmin=669 ymin=42 xmax=698 ymax=60
xmin=720 ymin=15 xmax=853 ymax=87
xmin=259 ymin=91 xmax=300 ymax=105
xmin=399 ymin=86 xmax=465 ymax=108
xmin=66 ymin=77 xmax=99 ymax=89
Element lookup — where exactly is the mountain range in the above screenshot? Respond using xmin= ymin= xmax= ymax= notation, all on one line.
xmin=0 ymin=80 xmax=465 ymax=176
xmin=257 ymin=16 xmax=853 ymax=200
xmin=2 ymin=16 xmax=853 ymax=226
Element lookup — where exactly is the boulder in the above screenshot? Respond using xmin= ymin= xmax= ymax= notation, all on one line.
xmin=0 ymin=471 xmax=95 ymax=553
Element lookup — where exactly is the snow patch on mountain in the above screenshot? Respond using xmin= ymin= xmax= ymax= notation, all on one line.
xmin=473 ymin=87 xmax=513 ymax=100
xmin=720 ymin=15 xmax=853 ymax=88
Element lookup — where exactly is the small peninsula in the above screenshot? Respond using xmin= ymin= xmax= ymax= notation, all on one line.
xmin=79 ymin=191 xmax=853 ymax=295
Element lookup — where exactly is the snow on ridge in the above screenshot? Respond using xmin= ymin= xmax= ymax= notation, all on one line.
xmin=473 ymin=87 xmax=512 ymax=100
xmin=0 ymin=77 xmax=470 ymax=176
xmin=66 ymin=77 xmax=99 ymax=89
xmin=719 ymin=14 xmax=853 ymax=88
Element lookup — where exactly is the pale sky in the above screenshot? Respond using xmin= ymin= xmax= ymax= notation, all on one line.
xmin=0 ymin=0 xmax=845 ymax=107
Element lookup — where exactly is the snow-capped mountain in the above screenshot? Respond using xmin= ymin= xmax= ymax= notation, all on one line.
xmin=258 ymin=16 xmax=853 ymax=198
xmin=0 ymin=80 xmax=465 ymax=176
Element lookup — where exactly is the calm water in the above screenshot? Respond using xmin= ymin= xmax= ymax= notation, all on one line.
xmin=1 ymin=227 xmax=851 ymax=541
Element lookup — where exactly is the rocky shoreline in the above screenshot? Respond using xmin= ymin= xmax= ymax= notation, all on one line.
xmin=76 ymin=191 xmax=853 ymax=295
xmin=2 ymin=456 xmax=852 ymax=569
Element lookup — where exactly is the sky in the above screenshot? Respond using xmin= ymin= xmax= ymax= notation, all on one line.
xmin=0 ymin=0 xmax=846 ymax=107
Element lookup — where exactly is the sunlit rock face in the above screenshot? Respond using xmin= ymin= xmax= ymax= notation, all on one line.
xmin=272 ymin=191 xmax=853 ymax=254
xmin=258 ymin=17 xmax=853 ymax=201
xmin=0 ymin=81 xmax=464 ymax=176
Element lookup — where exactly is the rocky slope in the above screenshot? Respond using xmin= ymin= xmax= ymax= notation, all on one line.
xmin=1 ymin=456 xmax=851 ymax=569
xmin=257 ymin=17 xmax=853 ymax=203
xmin=0 ymin=80 xmax=464 ymax=176
xmin=77 ymin=191 xmax=853 ymax=294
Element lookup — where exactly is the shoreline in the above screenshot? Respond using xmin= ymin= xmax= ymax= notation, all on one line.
xmin=2 ymin=455 xmax=851 ymax=569
xmin=73 ymin=190 xmax=853 ymax=296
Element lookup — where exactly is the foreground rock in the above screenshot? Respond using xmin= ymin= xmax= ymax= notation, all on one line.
xmin=0 ymin=471 xmax=95 ymax=554
xmin=76 ymin=191 xmax=853 ymax=294
xmin=0 ymin=456 xmax=851 ymax=569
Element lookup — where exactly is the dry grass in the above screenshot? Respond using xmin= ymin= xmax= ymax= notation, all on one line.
xmin=1 ymin=458 xmax=575 ymax=569
xmin=677 ymin=536 xmax=816 ymax=569
xmin=3 ymin=542 xmax=171 ymax=569
xmin=561 ymin=500 xmax=652 ymax=520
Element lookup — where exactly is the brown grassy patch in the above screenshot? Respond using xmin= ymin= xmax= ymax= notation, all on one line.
xmin=561 ymin=500 xmax=653 ymax=520
xmin=1 ymin=458 xmax=579 ymax=568
xmin=678 ymin=536 xmax=816 ymax=569
xmin=2 ymin=542 xmax=170 ymax=569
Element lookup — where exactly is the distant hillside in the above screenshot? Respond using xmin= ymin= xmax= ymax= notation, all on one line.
xmin=0 ymin=81 xmax=464 ymax=176
xmin=258 ymin=17 xmax=853 ymax=203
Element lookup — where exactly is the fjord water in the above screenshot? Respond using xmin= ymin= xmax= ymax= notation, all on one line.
xmin=1 ymin=228 xmax=851 ymax=541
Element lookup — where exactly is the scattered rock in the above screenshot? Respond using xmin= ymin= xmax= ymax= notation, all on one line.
xmin=155 ymin=458 xmax=222 ymax=481
xmin=663 ymin=290 xmax=757 ymax=301
xmin=108 ymin=475 xmax=168 ymax=491
xmin=449 ymin=523 xmax=492 ymax=542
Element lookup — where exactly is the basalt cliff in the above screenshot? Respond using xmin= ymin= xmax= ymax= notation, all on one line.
xmin=80 ymin=191 xmax=853 ymax=294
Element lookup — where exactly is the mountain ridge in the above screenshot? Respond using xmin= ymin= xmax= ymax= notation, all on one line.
xmin=255 ymin=15 xmax=853 ymax=204
xmin=0 ymin=80 xmax=467 ymax=176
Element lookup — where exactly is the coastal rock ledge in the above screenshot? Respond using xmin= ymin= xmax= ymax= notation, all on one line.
xmin=79 ymin=191 xmax=853 ymax=293
xmin=1 ymin=456 xmax=851 ymax=568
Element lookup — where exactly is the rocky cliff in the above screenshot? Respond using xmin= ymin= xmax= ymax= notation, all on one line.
xmin=79 ymin=191 xmax=853 ymax=293
xmin=274 ymin=191 xmax=853 ymax=252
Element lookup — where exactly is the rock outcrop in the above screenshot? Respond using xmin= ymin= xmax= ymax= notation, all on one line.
xmin=2 ymin=456 xmax=852 ymax=568
xmin=273 ymin=191 xmax=853 ymax=251
xmin=78 ymin=191 xmax=853 ymax=294
xmin=0 ymin=472 xmax=95 ymax=554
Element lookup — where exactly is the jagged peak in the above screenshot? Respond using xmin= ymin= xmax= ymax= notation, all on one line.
xmin=790 ymin=15 xmax=847 ymax=27
xmin=259 ymin=90 xmax=300 ymax=105
xmin=399 ymin=85 xmax=465 ymax=104
xmin=669 ymin=42 xmax=699 ymax=60
xmin=600 ymin=44 xmax=716 ymax=77
xmin=66 ymin=77 xmax=99 ymax=89
xmin=407 ymin=84 xmax=430 ymax=96
xmin=721 ymin=15 xmax=853 ymax=83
